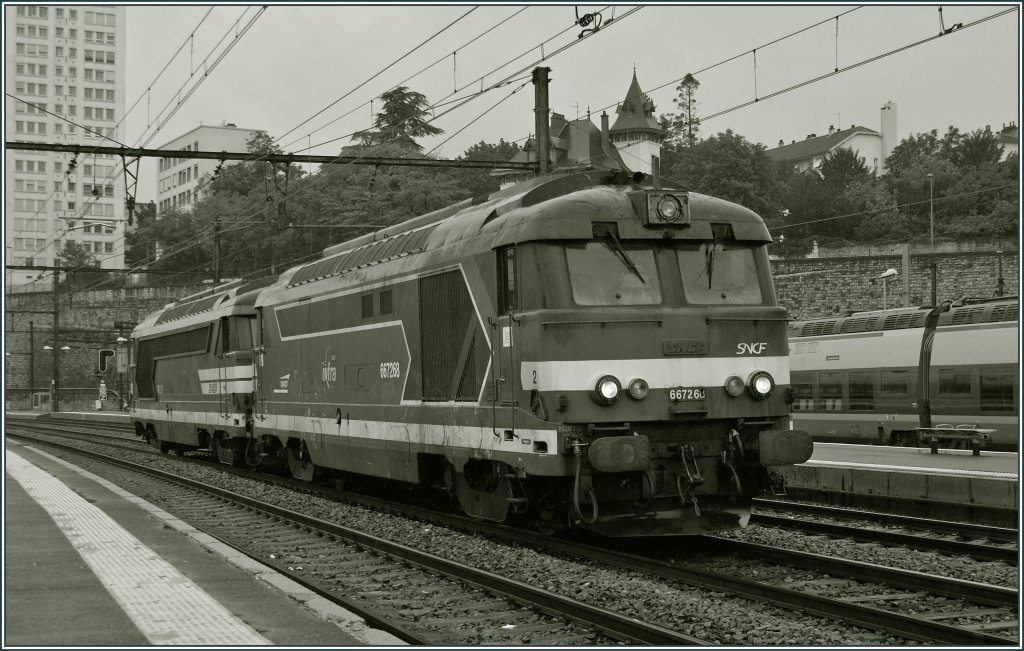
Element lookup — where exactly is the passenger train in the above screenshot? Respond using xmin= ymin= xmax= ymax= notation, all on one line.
xmin=789 ymin=297 xmax=1019 ymax=450
xmin=129 ymin=169 xmax=813 ymax=536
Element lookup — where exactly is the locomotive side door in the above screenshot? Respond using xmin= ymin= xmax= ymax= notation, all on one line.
xmin=494 ymin=247 xmax=520 ymax=423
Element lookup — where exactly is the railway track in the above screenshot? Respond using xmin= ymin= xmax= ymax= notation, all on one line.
xmin=7 ymin=419 xmax=1019 ymax=645
xmin=751 ymin=499 xmax=1018 ymax=564
xmin=6 ymin=431 xmax=700 ymax=645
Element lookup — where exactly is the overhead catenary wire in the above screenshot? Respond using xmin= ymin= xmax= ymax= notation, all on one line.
xmin=19 ymin=7 xmax=267 ymax=283
xmin=111 ymin=6 xmax=634 ymax=270
xmin=66 ymin=6 xmax=1015 ymax=290
xmin=279 ymin=6 xmax=530 ymax=151
xmin=276 ymin=6 xmax=479 ymax=144
xmin=63 ymin=6 xmax=636 ymax=291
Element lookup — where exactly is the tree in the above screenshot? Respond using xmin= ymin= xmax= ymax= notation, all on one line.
xmin=668 ymin=73 xmax=700 ymax=147
xmin=356 ymin=87 xmax=443 ymax=152
xmin=456 ymin=138 xmax=522 ymax=197
xmin=953 ymin=128 xmax=1004 ymax=168
xmin=661 ymin=129 xmax=787 ymax=219
xmin=819 ymin=147 xmax=873 ymax=187
xmin=56 ymin=240 xmax=95 ymax=268
xmin=882 ymin=125 xmax=1017 ymax=244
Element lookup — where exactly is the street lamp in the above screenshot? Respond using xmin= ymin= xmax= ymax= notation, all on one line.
xmin=878 ymin=268 xmax=898 ymax=310
xmin=926 ymin=173 xmax=934 ymax=252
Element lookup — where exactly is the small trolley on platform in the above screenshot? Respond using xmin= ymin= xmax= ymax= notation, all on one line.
xmin=914 ymin=424 xmax=995 ymax=456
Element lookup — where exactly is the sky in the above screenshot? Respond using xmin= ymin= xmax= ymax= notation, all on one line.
xmin=123 ymin=3 xmax=1021 ymax=201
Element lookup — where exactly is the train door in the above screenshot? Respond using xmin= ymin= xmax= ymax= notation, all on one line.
xmin=494 ymin=247 xmax=519 ymax=430
xmin=253 ymin=307 xmax=267 ymax=423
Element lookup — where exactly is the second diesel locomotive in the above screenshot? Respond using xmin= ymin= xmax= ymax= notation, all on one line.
xmin=130 ymin=170 xmax=813 ymax=535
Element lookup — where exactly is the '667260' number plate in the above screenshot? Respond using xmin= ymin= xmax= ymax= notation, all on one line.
xmin=669 ymin=387 xmax=706 ymax=401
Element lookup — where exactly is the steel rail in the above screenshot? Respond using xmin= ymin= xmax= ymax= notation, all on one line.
xmin=706 ymin=537 xmax=1018 ymax=608
xmin=9 ymin=422 xmax=1015 ymax=645
xmin=5 ymin=431 xmax=706 ymax=646
xmin=754 ymin=498 xmax=1019 ymax=543
xmin=751 ymin=512 xmax=1018 ymax=564
xmin=536 ymin=537 xmax=1016 ymax=646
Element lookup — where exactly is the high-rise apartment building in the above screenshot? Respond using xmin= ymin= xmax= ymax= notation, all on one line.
xmin=5 ymin=4 xmax=127 ymax=290
xmin=155 ymin=123 xmax=259 ymax=216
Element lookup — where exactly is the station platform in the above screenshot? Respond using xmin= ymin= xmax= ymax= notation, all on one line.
xmin=775 ymin=442 xmax=1019 ymax=515
xmin=7 ymin=409 xmax=131 ymax=424
xmin=4 ymin=438 xmax=405 ymax=647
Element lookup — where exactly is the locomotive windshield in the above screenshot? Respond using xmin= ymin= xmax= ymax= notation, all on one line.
xmin=558 ymin=240 xmax=765 ymax=307
xmin=677 ymin=243 xmax=762 ymax=305
xmin=565 ymin=243 xmax=662 ymax=305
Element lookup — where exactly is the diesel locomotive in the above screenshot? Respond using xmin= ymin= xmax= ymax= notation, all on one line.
xmin=129 ymin=170 xmax=813 ymax=535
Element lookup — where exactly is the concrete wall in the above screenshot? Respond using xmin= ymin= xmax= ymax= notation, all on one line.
xmin=4 ymin=284 xmax=204 ymax=410
xmin=774 ymin=249 xmax=1018 ymax=320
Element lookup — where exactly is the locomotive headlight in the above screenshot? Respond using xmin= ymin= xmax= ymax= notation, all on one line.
xmin=724 ymin=375 xmax=745 ymax=397
xmin=627 ymin=378 xmax=650 ymax=400
xmin=592 ymin=375 xmax=621 ymax=405
xmin=747 ymin=371 xmax=775 ymax=400
xmin=656 ymin=195 xmax=682 ymax=222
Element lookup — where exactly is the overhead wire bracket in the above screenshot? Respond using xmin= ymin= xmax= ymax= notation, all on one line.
xmin=119 ymin=153 xmax=140 ymax=225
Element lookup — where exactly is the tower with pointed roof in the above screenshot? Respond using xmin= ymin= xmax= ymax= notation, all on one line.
xmin=609 ymin=72 xmax=666 ymax=175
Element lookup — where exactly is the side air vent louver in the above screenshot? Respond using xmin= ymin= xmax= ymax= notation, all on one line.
xmin=288 ymin=226 xmax=437 ymax=287
xmin=800 ymin=320 xmax=838 ymax=337
xmin=990 ymin=303 xmax=1019 ymax=322
xmin=839 ymin=316 xmax=878 ymax=333
xmin=155 ymin=295 xmax=221 ymax=325
xmin=950 ymin=306 xmax=988 ymax=325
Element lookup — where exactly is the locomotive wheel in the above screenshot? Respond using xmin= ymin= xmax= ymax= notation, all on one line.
xmin=213 ymin=436 xmax=234 ymax=465
xmin=287 ymin=441 xmax=316 ymax=482
xmin=443 ymin=463 xmax=458 ymax=500
xmin=533 ymin=492 xmax=564 ymax=536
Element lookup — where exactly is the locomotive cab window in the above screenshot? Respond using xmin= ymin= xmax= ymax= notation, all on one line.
xmin=565 ymin=242 xmax=661 ymax=305
xmin=220 ymin=316 xmax=255 ymax=356
xmin=498 ymin=246 xmax=518 ymax=314
xmin=676 ymin=243 xmax=763 ymax=305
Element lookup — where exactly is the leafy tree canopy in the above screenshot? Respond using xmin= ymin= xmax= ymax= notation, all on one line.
xmin=356 ymin=87 xmax=443 ymax=152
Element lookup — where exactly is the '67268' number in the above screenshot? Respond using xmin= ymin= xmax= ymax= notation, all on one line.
xmin=380 ymin=361 xmax=400 ymax=379
xmin=669 ymin=387 xmax=705 ymax=401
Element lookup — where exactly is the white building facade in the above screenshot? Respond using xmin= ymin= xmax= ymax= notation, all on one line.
xmin=765 ymin=102 xmax=898 ymax=176
xmin=155 ymin=124 xmax=259 ymax=215
xmin=5 ymin=4 xmax=127 ymax=289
